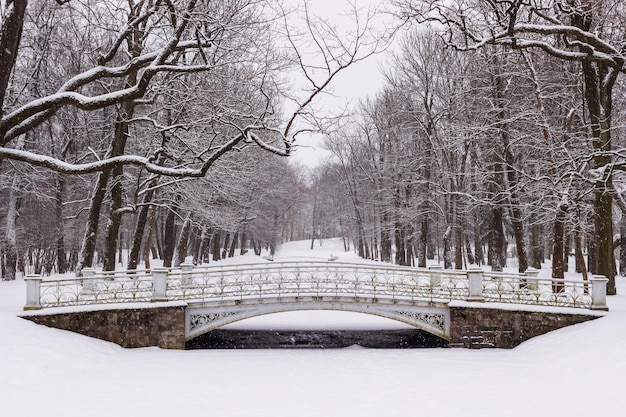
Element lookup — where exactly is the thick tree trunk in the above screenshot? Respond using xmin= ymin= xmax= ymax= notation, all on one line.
xmin=102 ymin=98 xmax=134 ymax=271
xmin=197 ymin=227 xmax=209 ymax=263
xmin=417 ymin=215 xmax=428 ymax=267
xmin=574 ymin=222 xmax=589 ymax=290
xmin=355 ymin=212 xmax=366 ymax=259
xmin=509 ymin=208 xmax=528 ymax=273
xmin=453 ymin=197 xmax=463 ymax=269
xmin=128 ymin=183 xmax=157 ymax=270
xmin=173 ymin=212 xmax=192 ymax=267
xmin=473 ymin=214 xmax=483 ymax=266
xmin=143 ymin=204 xmax=158 ymax=270
xmin=102 ymin=169 xmax=124 ymax=271
xmin=162 ymin=204 xmax=178 ymax=268
xmin=54 ymin=173 xmax=67 ymax=274
xmin=594 ymin=188 xmax=615 ymax=293
xmin=310 ymin=196 xmax=317 ymax=250
xmin=406 ymin=223 xmax=416 ymax=267
xmin=270 ymin=212 xmax=280 ymax=256
xmin=490 ymin=206 xmax=506 ymax=272
xmin=222 ymin=232 xmax=231 ymax=259
xmin=530 ymin=217 xmax=542 ymax=269
xmin=212 ymin=231 xmax=221 ymax=261
xmin=394 ymin=222 xmax=406 ymax=266
xmin=0 ymin=0 xmax=27 ymax=126
xmin=552 ymin=203 xmax=568 ymax=293
xmin=443 ymin=226 xmax=452 ymax=269
xmin=563 ymin=228 xmax=571 ymax=273
xmin=251 ymin=235 xmax=261 ymax=256
xmin=570 ymin=1 xmax=618 ymax=295
xmin=76 ymin=171 xmax=109 ymax=274
xmin=228 ymin=231 xmax=239 ymax=258
xmin=239 ymin=226 xmax=248 ymax=256
xmin=465 ymin=234 xmax=475 ymax=265
xmin=587 ymin=234 xmax=597 ymax=275
xmin=4 ymin=174 xmax=21 ymax=280
xmin=620 ymin=216 xmax=626 ymax=276
xmin=380 ymin=225 xmax=392 ymax=264
xmin=493 ymin=54 xmax=528 ymax=274
xmin=189 ymin=226 xmax=201 ymax=263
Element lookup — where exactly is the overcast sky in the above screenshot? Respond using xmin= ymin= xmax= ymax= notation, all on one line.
xmin=286 ymin=0 xmax=394 ymax=168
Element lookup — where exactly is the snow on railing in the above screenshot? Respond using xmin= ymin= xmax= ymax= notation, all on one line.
xmin=23 ymin=262 xmax=609 ymax=312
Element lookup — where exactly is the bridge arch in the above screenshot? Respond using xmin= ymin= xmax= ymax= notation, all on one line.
xmin=185 ymin=296 xmax=450 ymax=342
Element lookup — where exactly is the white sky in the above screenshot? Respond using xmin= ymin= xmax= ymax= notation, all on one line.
xmin=285 ymin=0 xmax=394 ymax=168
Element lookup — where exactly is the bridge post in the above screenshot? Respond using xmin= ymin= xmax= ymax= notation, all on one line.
xmin=24 ymin=275 xmax=42 ymax=310
xmin=180 ymin=263 xmax=194 ymax=286
xmin=523 ymin=267 xmax=540 ymax=290
xmin=81 ymin=268 xmax=96 ymax=294
xmin=590 ymin=275 xmax=609 ymax=311
xmin=467 ymin=268 xmax=484 ymax=302
xmin=152 ymin=267 xmax=169 ymax=302
xmin=428 ymin=265 xmax=442 ymax=287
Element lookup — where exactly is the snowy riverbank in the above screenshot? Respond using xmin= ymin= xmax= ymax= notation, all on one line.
xmin=1 ymin=238 xmax=625 ymax=417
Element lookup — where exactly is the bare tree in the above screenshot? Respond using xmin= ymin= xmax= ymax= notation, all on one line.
xmin=395 ymin=0 xmax=626 ymax=293
xmin=1 ymin=0 xmax=388 ymax=276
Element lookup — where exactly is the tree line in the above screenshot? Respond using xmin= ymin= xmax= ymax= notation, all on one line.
xmin=316 ymin=0 xmax=626 ymax=295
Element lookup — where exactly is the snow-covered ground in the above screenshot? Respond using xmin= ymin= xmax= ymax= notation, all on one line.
xmin=1 ymin=238 xmax=625 ymax=417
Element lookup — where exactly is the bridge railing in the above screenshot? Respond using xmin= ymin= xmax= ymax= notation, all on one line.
xmin=22 ymin=262 xmax=609 ymax=311
xmin=160 ymin=262 xmax=470 ymax=304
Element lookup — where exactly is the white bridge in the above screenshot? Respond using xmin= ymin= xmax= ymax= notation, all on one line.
xmin=23 ymin=261 xmax=609 ymax=341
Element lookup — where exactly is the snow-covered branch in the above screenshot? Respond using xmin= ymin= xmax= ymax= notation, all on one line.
xmin=397 ymin=1 xmax=626 ymax=71
xmin=0 ymin=1 xmax=211 ymax=144
xmin=0 ymin=124 xmax=281 ymax=177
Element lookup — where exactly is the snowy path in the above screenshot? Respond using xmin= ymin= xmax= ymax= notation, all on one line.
xmin=1 ymin=238 xmax=625 ymax=417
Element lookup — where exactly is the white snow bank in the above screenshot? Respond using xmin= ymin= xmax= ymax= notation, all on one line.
xmin=1 ymin=238 xmax=625 ymax=417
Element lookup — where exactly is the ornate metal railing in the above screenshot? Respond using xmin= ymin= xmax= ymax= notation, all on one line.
xmin=22 ymin=261 xmax=609 ymax=311
xmin=163 ymin=262 xmax=469 ymax=304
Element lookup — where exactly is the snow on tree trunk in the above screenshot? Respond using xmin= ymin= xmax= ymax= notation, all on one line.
xmin=3 ymin=174 xmax=20 ymax=281
xmin=0 ymin=0 xmax=27 ymax=119
xmin=54 ymin=172 xmax=67 ymax=274
xmin=128 ymin=184 xmax=156 ymax=270
xmin=489 ymin=205 xmax=506 ymax=272
xmin=173 ymin=212 xmax=192 ymax=267
xmin=552 ymin=202 xmax=568 ymax=293
xmin=76 ymin=170 xmax=110 ymax=275
xmin=228 ymin=231 xmax=238 ymax=258
xmin=443 ymin=226 xmax=452 ymax=269
xmin=212 ymin=231 xmax=221 ymax=261
xmin=162 ymin=202 xmax=179 ymax=268
xmin=620 ymin=217 xmax=626 ymax=277
xmin=143 ymin=204 xmax=158 ymax=270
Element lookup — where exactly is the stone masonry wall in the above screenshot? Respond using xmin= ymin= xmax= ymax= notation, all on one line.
xmin=21 ymin=305 xmax=186 ymax=349
xmin=21 ymin=304 xmax=603 ymax=350
xmin=449 ymin=306 xmax=601 ymax=348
